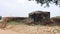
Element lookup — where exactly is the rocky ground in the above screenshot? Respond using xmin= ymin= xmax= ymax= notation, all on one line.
xmin=0 ymin=24 xmax=60 ymax=34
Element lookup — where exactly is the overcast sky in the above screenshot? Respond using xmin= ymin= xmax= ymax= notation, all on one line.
xmin=0 ymin=0 xmax=60 ymax=17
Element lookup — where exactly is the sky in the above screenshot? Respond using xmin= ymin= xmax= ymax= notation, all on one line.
xmin=0 ymin=0 xmax=60 ymax=17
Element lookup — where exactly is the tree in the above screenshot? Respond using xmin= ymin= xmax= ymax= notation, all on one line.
xmin=28 ymin=0 xmax=60 ymax=7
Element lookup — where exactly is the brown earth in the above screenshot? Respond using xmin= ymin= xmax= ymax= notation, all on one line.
xmin=0 ymin=24 xmax=60 ymax=34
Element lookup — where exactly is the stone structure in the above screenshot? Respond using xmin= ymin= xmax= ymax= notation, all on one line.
xmin=51 ymin=18 xmax=60 ymax=25
xmin=0 ymin=17 xmax=9 ymax=28
xmin=0 ymin=17 xmax=28 ymax=28
xmin=4 ymin=17 xmax=28 ymax=22
xmin=28 ymin=11 xmax=50 ymax=25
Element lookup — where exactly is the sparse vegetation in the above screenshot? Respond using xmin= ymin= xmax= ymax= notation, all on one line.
xmin=7 ymin=21 xmax=26 ymax=25
xmin=52 ymin=16 xmax=60 ymax=19
xmin=0 ymin=16 xmax=60 ymax=34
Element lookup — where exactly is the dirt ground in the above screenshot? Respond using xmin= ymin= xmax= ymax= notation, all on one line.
xmin=0 ymin=24 xmax=60 ymax=34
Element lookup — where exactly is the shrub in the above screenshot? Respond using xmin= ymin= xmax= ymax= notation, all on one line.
xmin=0 ymin=16 xmax=2 ymax=20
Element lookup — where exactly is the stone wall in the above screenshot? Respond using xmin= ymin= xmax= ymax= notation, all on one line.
xmin=0 ymin=17 xmax=27 ymax=22
xmin=51 ymin=18 xmax=60 ymax=25
xmin=28 ymin=11 xmax=50 ymax=25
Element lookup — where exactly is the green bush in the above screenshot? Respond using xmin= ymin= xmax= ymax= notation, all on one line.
xmin=0 ymin=16 xmax=2 ymax=20
xmin=55 ymin=16 xmax=60 ymax=18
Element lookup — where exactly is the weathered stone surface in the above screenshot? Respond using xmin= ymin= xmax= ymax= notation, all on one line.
xmin=51 ymin=18 xmax=60 ymax=25
xmin=28 ymin=11 xmax=50 ymax=25
xmin=4 ymin=17 xmax=28 ymax=22
xmin=0 ymin=17 xmax=9 ymax=29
